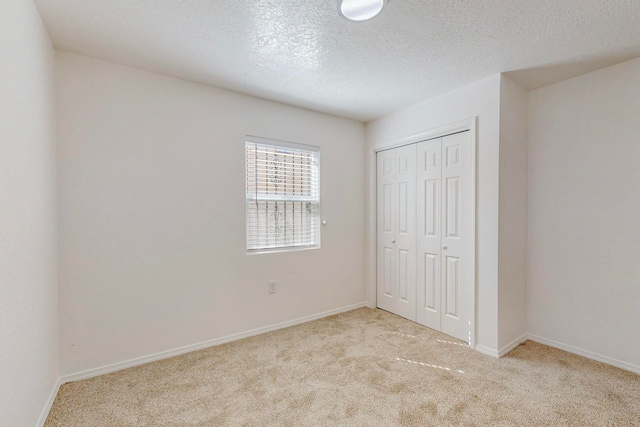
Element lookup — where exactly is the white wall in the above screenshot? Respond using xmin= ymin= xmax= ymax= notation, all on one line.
xmin=56 ymin=52 xmax=366 ymax=376
xmin=528 ymin=57 xmax=640 ymax=372
xmin=365 ymin=75 xmax=502 ymax=353
xmin=497 ymin=76 xmax=529 ymax=352
xmin=0 ymin=1 xmax=59 ymax=425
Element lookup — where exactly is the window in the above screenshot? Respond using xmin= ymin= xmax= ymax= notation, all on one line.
xmin=245 ymin=136 xmax=320 ymax=253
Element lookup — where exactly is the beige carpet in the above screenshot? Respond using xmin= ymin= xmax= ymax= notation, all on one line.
xmin=46 ymin=308 xmax=640 ymax=426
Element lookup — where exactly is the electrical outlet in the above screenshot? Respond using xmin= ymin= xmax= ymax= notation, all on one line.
xmin=268 ymin=280 xmax=277 ymax=294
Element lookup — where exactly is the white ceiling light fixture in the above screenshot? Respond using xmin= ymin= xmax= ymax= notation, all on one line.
xmin=338 ymin=0 xmax=387 ymax=22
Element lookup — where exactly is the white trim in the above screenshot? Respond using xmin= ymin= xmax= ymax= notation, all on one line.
xmin=245 ymin=135 xmax=320 ymax=152
xmin=36 ymin=379 xmax=61 ymax=427
xmin=246 ymin=243 xmax=320 ymax=256
xmin=475 ymin=344 xmax=500 ymax=358
xmin=474 ymin=334 xmax=527 ymax=359
xmin=60 ymin=303 xmax=367 ymax=383
xmin=468 ymin=118 xmax=477 ymax=349
xmin=467 ymin=334 xmax=640 ymax=375
xmin=365 ymin=147 xmax=377 ymax=308
xmin=498 ymin=334 xmax=528 ymax=357
xmin=372 ymin=118 xmax=476 ymax=154
xmin=527 ymin=334 xmax=640 ymax=375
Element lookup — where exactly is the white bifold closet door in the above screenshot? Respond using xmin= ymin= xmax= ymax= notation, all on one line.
xmin=377 ymin=131 xmax=471 ymax=343
xmin=376 ymin=144 xmax=417 ymax=321
xmin=416 ymin=132 xmax=471 ymax=342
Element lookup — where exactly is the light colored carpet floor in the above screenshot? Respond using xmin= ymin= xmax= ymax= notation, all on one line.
xmin=45 ymin=308 xmax=640 ymax=426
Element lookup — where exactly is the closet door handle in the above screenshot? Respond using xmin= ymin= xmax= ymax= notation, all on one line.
xmin=442 ymin=245 xmax=448 ymax=250
xmin=392 ymin=240 xmax=396 ymax=244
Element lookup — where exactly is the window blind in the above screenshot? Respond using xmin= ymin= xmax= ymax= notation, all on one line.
xmin=245 ymin=137 xmax=320 ymax=253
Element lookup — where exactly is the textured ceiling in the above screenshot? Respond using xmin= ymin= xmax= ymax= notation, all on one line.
xmin=34 ymin=0 xmax=640 ymax=122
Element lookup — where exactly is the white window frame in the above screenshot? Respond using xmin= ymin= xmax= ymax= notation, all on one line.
xmin=245 ymin=136 xmax=321 ymax=254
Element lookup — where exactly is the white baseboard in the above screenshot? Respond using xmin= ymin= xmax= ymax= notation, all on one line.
xmin=499 ymin=334 xmax=528 ymax=357
xmin=527 ymin=334 xmax=640 ymax=375
xmin=36 ymin=378 xmax=61 ymax=427
xmin=474 ymin=345 xmax=499 ymax=358
xmin=60 ymin=302 xmax=367 ymax=384
xmin=474 ymin=334 xmax=639 ymax=374
xmin=474 ymin=334 xmax=528 ymax=359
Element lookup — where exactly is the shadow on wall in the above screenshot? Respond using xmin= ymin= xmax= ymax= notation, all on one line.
xmin=505 ymin=49 xmax=640 ymax=90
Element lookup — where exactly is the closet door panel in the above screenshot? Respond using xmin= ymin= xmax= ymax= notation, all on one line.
xmin=441 ymin=132 xmax=471 ymax=342
xmin=416 ymin=139 xmax=442 ymax=330
xmin=393 ymin=144 xmax=417 ymax=321
xmin=377 ymin=149 xmax=397 ymax=313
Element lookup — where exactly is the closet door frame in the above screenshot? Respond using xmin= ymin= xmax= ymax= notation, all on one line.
xmin=373 ymin=118 xmax=477 ymax=348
